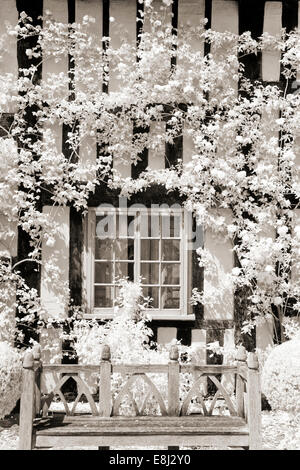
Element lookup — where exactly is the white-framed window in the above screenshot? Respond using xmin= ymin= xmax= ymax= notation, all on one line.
xmin=83 ymin=206 xmax=195 ymax=320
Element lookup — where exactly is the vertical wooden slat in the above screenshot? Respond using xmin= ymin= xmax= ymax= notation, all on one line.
xmin=191 ymin=329 xmax=207 ymax=395
xmin=40 ymin=206 xmax=70 ymax=319
xmin=148 ymin=121 xmax=166 ymax=170
xmin=0 ymin=1 xmax=18 ymax=112
xmin=204 ymin=209 xmax=234 ymax=321
xmin=211 ymin=0 xmax=239 ymax=94
xmin=168 ymin=345 xmax=180 ymax=416
xmin=143 ymin=0 xmax=173 ymax=34
xmin=43 ymin=0 xmax=69 ymax=93
xmin=177 ymin=0 xmax=205 ymax=59
xmin=109 ymin=0 xmax=136 ymax=93
xmin=112 ymin=125 xmax=135 ymax=179
xmin=236 ymin=345 xmax=246 ymax=418
xmin=211 ymin=0 xmax=238 ymax=34
xmin=191 ymin=329 xmax=206 ymax=353
xmin=43 ymin=0 xmax=69 ymax=177
xmin=182 ymin=128 xmax=195 ymax=165
xmin=293 ymin=125 xmax=300 ymax=186
xmin=109 ymin=1 xmax=135 ymax=174
xmin=40 ymin=327 xmax=63 ymax=393
xmin=99 ymin=344 xmax=112 ymax=416
xmin=19 ymin=352 xmax=35 ymax=450
xmin=262 ymin=2 xmax=282 ymax=82
xmin=75 ymin=0 xmax=103 ymax=41
xmin=75 ymin=0 xmax=103 ymax=173
xmin=42 ymin=122 xmax=63 ymax=163
xmin=221 ymin=328 xmax=235 ymax=394
xmin=157 ymin=327 xmax=177 ymax=345
xmin=77 ymin=126 xmax=97 ymax=179
xmin=0 ymin=134 xmax=18 ymax=342
xmin=256 ymin=317 xmax=274 ymax=350
xmin=247 ymin=352 xmax=262 ymax=450
xmin=32 ymin=344 xmax=42 ymax=417
xmin=260 ymin=107 xmax=280 ymax=169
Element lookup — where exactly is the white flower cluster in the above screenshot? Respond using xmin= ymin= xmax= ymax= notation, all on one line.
xmin=0 ymin=342 xmax=22 ymax=419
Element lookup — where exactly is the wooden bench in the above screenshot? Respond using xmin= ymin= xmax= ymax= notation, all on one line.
xmin=19 ymin=344 xmax=262 ymax=450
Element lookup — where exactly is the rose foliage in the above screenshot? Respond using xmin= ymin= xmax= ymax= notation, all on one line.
xmin=0 ymin=1 xmax=299 ymax=354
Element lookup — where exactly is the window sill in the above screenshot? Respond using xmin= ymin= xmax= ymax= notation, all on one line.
xmin=83 ymin=313 xmax=195 ymax=321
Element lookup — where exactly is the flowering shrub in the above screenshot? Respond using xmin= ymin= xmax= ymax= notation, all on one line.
xmin=73 ymin=313 xmax=193 ymax=413
xmin=68 ymin=280 xmax=197 ymax=413
xmin=113 ymin=278 xmax=152 ymax=322
xmin=261 ymin=337 xmax=300 ymax=412
xmin=0 ymin=342 xmax=22 ymax=419
xmin=71 ymin=280 xmax=155 ymax=364
xmin=282 ymin=317 xmax=300 ymax=340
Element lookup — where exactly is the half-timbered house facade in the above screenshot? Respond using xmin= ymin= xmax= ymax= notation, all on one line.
xmin=1 ymin=0 xmax=299 ymax=364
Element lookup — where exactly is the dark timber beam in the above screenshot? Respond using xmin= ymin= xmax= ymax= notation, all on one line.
xmin=16 ymin=0 xmax=43 ymax=346
xmin=238 ymin=0 xmax=265 ymax=81
xmin=204 ymin=0 xmax=212 ymax=57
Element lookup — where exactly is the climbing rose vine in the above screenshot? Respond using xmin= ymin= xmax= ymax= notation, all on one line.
xmin=0 ymin=1 xmax=299 ymax=350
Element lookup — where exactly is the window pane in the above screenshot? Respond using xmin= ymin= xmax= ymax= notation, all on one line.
xmin=150 ymin=214 xmax=160 ymax=237
xmin=141 ymin=239 xmax=159 ymax=260
xmin=115 ymin=239 xmax=134 ymax=260
xmin=95 ymin=238 xmax=113 ymax=260
xmin=161 ymin=214 xmax=181 ymax=238
xmin=161 ymin=263 xmax=180 ymax=285
xmin=139 ymin=213 xmax=161 ymax=237
xmin=96 ymin=214 xmax=115 ymax=239
xmin=141 ymin=263 xmax=159 ymax=284
xmin=140 ymin=213 xmax=150 ymax=238
xmin=95 ymin=262 xmax=113 ymax=283
xmin=161 ymin=240 xmax=180 ymax=261
xmin=117 ymin=214 xmax=135 ymax=238
xmin=161 ymin=287 xmax=180 ymax=309
xmin=94 ymin=286 xmax=113 ymax=307
xmin=143 ymin=286 xmax=159 ymax=308
xmin=115 ymin=262 xmax=134 ymax=281
xmin=170 ymin=215 xmax=181 ymax=237
xmin=127 ymin=215 xmax=135 ymax=238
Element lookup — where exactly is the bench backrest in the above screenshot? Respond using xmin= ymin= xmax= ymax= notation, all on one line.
xmin=20 ymin=344 xmax=260 ymax=420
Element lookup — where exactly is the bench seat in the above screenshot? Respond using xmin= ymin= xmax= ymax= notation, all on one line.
xmin=34 ymin=415 xmax=250 ymax=448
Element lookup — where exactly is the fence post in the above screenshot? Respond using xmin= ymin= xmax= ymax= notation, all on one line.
xmin=247 ymin=352 xmax=262 ymax=450
xmin=32 ymin=344 xmax=42 ymax=417
xmin=99 ymin=344 xmax=111 ymax=417
xmin=168 ymin=345 xmax=180 ymax=417
xmin=236 ymin=345 xmax=246 ymax=418
xmin=19 ymin=351 xmax=35 ymax=450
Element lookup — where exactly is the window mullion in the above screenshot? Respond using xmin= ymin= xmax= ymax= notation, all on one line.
xmin=135 ymin=211 xmax=140 ymax=282
xmin=113 ymin=212 xmax=116 ymax=298
xmin=183 ymin=210 xmax=188 ymax=314
xmin=159 ymin=214 xmax=162 ymax=309
xmin=90 ymin=209 xmax=96 ymax=312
